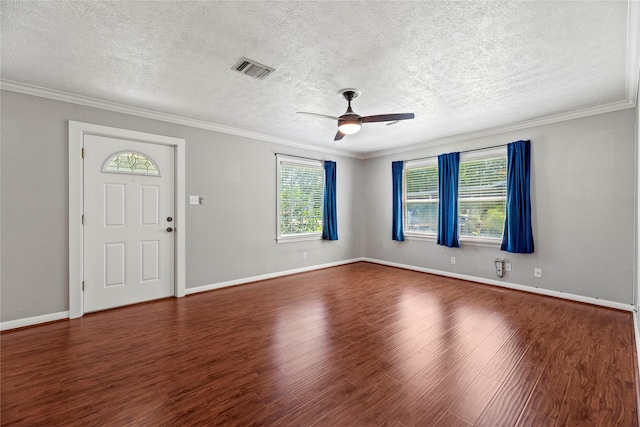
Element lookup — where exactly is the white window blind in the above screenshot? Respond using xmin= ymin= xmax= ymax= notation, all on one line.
xmin=277 ymin=156 xmax=324 ymax=241
xmin=403 ymin=159 xmax=438 ymax=235
xmin=458 ymin=150 xmax=507 ymax=239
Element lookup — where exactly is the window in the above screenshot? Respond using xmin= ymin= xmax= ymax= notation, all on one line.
xmin=402 ymin=147 xmax=507 ymax=243
xmin=458 ymin=149 xmax=507 ymax=240
xmin=403 ymin=158 xmax=438 ymax=235
xmin=277 ymin=156 xmax=324 ymax=242
xmin=103 ymin=151 xmax=160 ymax=176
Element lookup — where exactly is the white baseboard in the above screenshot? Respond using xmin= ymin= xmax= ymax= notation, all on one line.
xmin=633 ymin=309 xmax=640 ymax=381
xmin=1 ymin=259 xmax=365 ymax=330
xmin=1 ymin=311 xmax=69 ymax=331
xmin=185 ymin=258 xmax=365 ymax=295
xmin=3 ymin=257 xmax=633 ymax=330
xmin=362 ymin=257 xmax=635 ymax=312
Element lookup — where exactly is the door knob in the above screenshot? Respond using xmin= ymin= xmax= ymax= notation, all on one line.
xmin=167 ymin=217 xmax=173 ymax=222
xmin=167 ymin=227 xmax=173 ymax=232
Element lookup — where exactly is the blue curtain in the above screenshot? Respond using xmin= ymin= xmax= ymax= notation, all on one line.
xmin=437 ymin=152 xmax=460 ymax=247
xmin=501 ymin=140 xmax=534 ymax=253
xmin=392 ymin=161 xmax=404 ymax=241
xmin=322 ymin=160 xmax=338 ymax=240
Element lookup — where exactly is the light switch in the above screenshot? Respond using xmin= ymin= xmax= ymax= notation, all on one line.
xmin=189 ymin=195 xmax=200 ymax=205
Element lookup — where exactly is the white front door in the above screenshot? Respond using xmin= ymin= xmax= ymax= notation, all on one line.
xmin=83 ymin=134 xmax=175 ymax=312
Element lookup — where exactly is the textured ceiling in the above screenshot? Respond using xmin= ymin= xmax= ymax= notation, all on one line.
xmin=1 ymin=1 xmax=637 ymax=156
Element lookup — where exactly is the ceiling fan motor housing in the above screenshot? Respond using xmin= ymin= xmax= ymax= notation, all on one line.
xmin=338 ymin=113 xmax=362 ymax=126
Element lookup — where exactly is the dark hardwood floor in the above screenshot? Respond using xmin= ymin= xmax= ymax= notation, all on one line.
xmin=2 ymin=262 xmax=638 ymax=426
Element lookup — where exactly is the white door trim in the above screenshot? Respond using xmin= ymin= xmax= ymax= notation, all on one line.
xmin=69 ymin=121 xmax=186 ymax=318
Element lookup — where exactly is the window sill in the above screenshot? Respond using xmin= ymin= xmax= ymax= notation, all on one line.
xmin=460 ymin=237 xmax=502 ymax=248
xmin=403 ymin=233 xmax=502 ymax=248
xmin=277 ymin=233 xmax=322 ymax=244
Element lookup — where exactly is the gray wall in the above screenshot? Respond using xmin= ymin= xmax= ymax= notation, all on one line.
xmin=0 ymin=90 xmax=363 ymax=322
xmin=182 ymin=126 xmax=364 ymax=286
xmin=363 ymin=109 xmax=636 ymax=304
xmin=1 ymin=89 xmax=636 ymax=323
xmin=636 ymin=81 xmax=640 ymax=310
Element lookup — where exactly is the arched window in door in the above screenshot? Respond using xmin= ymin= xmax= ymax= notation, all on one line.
xmin=103 ymin=151 xmax=160 ymax=176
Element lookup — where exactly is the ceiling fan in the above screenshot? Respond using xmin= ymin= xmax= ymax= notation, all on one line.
xmin=297 ymin=88 xmax=415 ymax=141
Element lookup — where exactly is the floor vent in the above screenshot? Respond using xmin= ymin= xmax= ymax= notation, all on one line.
xmin=231 ymin=57 xmax=275 ymax=80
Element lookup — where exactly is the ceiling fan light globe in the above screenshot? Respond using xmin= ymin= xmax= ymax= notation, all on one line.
xmin=338 ymin=122 xmax=361 ymax=135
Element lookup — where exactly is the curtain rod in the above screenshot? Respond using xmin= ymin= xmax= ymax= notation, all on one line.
xmin=274 ymin=153 xmax=324 ymax=163
xmin=406 ymin=141 xmax=526 ymax=163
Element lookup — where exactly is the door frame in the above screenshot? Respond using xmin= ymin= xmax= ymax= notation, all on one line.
xmin=69 ymin=121 xmax=186 ymax=318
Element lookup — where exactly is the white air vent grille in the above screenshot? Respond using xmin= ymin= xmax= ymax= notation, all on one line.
xmin=231 ymin=57 xmax=275 ymax=80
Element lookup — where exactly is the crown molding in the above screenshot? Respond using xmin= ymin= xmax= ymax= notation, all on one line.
xmin=1 ymin=78 xmax=635 ymax=161
xmin=362 ymin=100 xmax=636 ymax=159
xmin=0 ymin=79 xmax=363 ymax=160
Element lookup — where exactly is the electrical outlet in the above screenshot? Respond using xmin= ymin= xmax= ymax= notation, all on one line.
xmin=505 ymin=263 xmax=512 ymax=272
xmin=189 ymin=195 xmax=200 ymax=205
xmin=302 ymin=252 xmax=307 ymax=260
xmin=450 ymin=257 xmax=456 ymax=265
xmin=534 ymin=268 xmax=542 ymax=278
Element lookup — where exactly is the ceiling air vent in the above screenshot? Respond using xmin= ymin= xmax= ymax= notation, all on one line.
xmin=231 ymin=57 xmax=275 ymax=80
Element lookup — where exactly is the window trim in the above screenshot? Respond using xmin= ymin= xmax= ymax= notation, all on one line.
xmin=402 ymin=147 xmax=507 ymax=247
xmin=459 ymin=146 xmax=505 ymax=162
xmin=276 ymin=155 xmax=324 ymax=243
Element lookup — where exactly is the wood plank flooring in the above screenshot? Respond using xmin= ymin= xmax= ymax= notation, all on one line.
xmin=2 ymin=262 xmax=638 ymax=426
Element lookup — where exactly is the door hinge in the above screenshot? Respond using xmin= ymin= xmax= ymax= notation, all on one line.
xmin=82 ymin=281 xmax=85 ymax=291
xmin=81 ymin=148 xmax=85 ymax=158
xmin=82 ymin=214 xmax=84 ymax=225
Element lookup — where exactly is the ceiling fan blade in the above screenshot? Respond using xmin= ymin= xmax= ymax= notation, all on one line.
xmin=362 ymin=113 xmax=415 ymax=123
xmin=334 ymin=130 xmax=345 ymax=141
xmin=296 ymin=112 xmax=339 ymax=121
